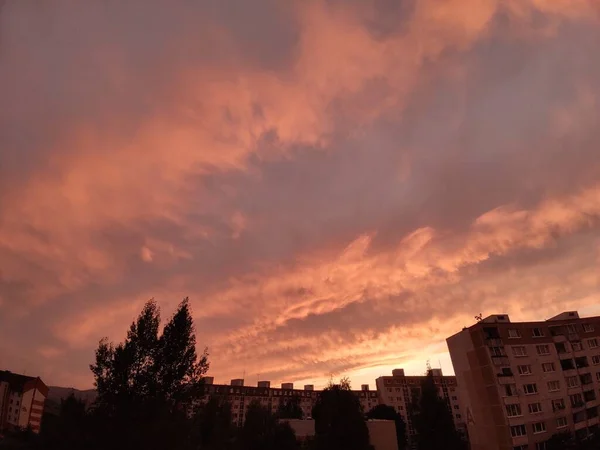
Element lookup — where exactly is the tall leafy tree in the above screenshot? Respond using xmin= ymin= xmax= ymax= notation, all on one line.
xmin=89 ymin=298 xmax=209 ymax=450
xmin=192 ymin=397 xmax=236 ymax=450
xmin=411 ymin=372 xmax=466 ymax=450
xmin=312 ymin=379 xmax=372 ymax=450
xmin=238 ymin=401 xmax=298 ymax=450
xmin=277 ymin=395 xmax=304 ymax=419
xmin=366 ymin=404 xmax=407 ymax=450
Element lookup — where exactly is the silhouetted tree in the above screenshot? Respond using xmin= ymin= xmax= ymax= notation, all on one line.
xmin=238 ymin=401 xmax=298 ymax=450
xmin=411 ymin=372 xmax=466 ymax=450
xmin=277 ymin=395 xmax=304 ymax=419
xmin=312 ymin=378 xmax=372 ymax=450
xmin=546 ymin=431 xmax=577 ymax=450
xmin=193 ymin=397 xmax=236 ymax=450
xmin=366 ymin=404 xmax=407 ymax=450
xmin=38 ymin=394 xmax=90 ymax=450
xmin=89 ymin=298 xmax=209 ymax=450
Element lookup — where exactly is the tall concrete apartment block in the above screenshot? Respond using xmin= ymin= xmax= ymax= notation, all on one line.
xmin=0 ymin=371 xmax=48 ymax=433
xmin=199 ymin=378 xmax=379 ymax=426
xmin=447 ymin=311 xmax=600 ymax=450
xmin=376 ymin=368 xmax=467 ymax=445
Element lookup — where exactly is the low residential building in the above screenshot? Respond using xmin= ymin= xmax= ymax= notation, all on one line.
xmin=447 ymin=311 xmax=600 ymax=450
xmin=0 ymin=371 xmax=48 ymax=434
xmin=375 ymin=368 xmax=467 ymax=446
xmin=200 ymin=378 xmax=320 ymax=425
xmin=281 ymin=418 xmax=399 ymax=450
xmin=199 ymin=379 xmax=380 ymax=425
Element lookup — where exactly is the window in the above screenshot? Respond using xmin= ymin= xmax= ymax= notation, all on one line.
xmin=583 ymin=324 xmax=594 ymax=333
xmin=573 ymin=411 xmax=586 ymax=423
xmin=593 ymin=355 xmax=600 ymax=365
xmin=570 ymin=393 xmax=584 ymax=408
xmin=567 ymin=324 xmax=578 ymax=333
xmin=506 ymin=404 xmax=522 ymax=417
xmin=528 ymin=403 xmax=543 ymax=414
xmin=556 ymin=417 xmax=568 ymax=428
xmin=572 ymin=341 xmax=583 ymax=351
xmin=484 ymin=327 xmax=501 ymax=339
xmin=550 ymin=326 xmax=562 ymax=336
xmin=518 ymin=365 xmax=533 ymax=375
xmin=581 ymin=373 xmax=593 ymax=385
xmin=452 ymin=396 xmax=458 ymax=400
xmin=513 ymin=446 xmax=528 ymax=450
xmin=454 ymin=405 xmax=459 ymax=410
xmin=575 ymin=356 xmax=589 ymax=368
xmin=588 ymin=338 xmax=599 ymax=348
xmin=535 ymin=443 xmax=547 ymax=450
xmin=532 ymin=422 xmax=546 ymax=434
xmin=511 ymin=425 xmax=527 ymax=437
xmin=561 ymin=359 xmax=575 ymax=371
xmin=567 ymin=376 xmax=579 ymax=388
xmin=587 ymin=406 xmax=599 ymax=419
xmin=542 ymin=363 xmax=555 ymax=373
xmin=597 ymin=372 xmax=600 ymax=382
xmin=552 ymin=399 xmax=566 ymax=411
xmin=508 ymin=329 xmax=521 ymax=339
xmin=536 ymin=345 xmax=550 ymax=356
xmin=532 ymin=328 xmax=544 ymax=337
xmin=523 ymin=384 xmax=538 ymax=395
xmin=505 ymin=384 xmax=518 ymax=397
xmin=583 ymin=390 xmax=596 ymax=402
xmin=500 ymin=367 xmax=514 ymax=376
xmin=513 ymin=346 xmax=528 ymax=357
xmin=490 ymin=346 xmax=507 ymax=357
xmin=555 ymin=342 xmax=567 ymax=354
xmin=547 ymin=380 xmax=560 ymax=392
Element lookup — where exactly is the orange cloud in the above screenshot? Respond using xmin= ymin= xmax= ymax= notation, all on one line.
xmin=1 ymin=0 xmax=599 ymax=388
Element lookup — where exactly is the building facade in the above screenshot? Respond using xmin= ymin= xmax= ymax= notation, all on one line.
xmin=199 ymin=378 xmax=379 ymax=426
xmin=0 ymin=371 xmax=48 ymax=434
xmin=376 ymin=368 xmax=467 ymax=446
xmin=447 ymin=311 xmax=600 ymax=450
xmin=199 ymin=368 xmax=466 ymax=448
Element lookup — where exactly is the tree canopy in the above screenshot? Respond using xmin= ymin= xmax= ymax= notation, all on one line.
xmin=238 ymin=401 xmax=298 ymax=450
xmin=366 ymin=404 xmax=407 ymax=450
xmin=277 ymin=395 xmax=304 ymax=419
xmin=88 ymin=298 xmax=209 ymax=450
xmin=312 ymin=378 xmax=372 ymax=450
xmin=411 ymin=372 xmax=466 ymax=450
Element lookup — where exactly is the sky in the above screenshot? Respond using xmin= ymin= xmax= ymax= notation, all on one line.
xmin=1 ymin=0 xmax=600 ymax=390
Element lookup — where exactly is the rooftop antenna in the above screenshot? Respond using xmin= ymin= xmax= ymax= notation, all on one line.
xmin=475 ymin=313 xmax=483 ymax=322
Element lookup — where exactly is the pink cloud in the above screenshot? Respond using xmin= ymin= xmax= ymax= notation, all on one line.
xmin=0 ymin=0 xmax=599 ymax=388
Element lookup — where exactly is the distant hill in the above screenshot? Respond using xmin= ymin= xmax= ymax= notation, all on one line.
xmin=47 ymin=386 xmax=97 ymax=405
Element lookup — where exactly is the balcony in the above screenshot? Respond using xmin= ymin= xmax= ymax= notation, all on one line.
xmin=497 ymin=375 xmax=515 ymax=384
xmin=492 ymin=356 xmax=511 ymax=366
xmin=486 ymin=338 xmax=504 ymax=347
xmin=568 ymin=332 xmax=580 ymax=341
xmin=571 ymin=401 xmax=585 ymax=409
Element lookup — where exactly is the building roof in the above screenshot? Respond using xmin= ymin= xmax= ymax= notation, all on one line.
xmin=0 ymin=370 xmax=48 ymax=394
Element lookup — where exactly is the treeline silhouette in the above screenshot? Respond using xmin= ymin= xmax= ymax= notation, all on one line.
xmin=1 ymin=299 xmax=472 ymax=450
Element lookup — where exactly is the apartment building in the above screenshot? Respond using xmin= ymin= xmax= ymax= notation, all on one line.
xmin=0 ymin=371 xmax=48 ymax=434
xmin=376 ymin=368 xmax=467 ymax=445
xmin=447 ymin=311 xmax=600 ymax=450
xmin=199 ymin=378 xmax=380 ymax=426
